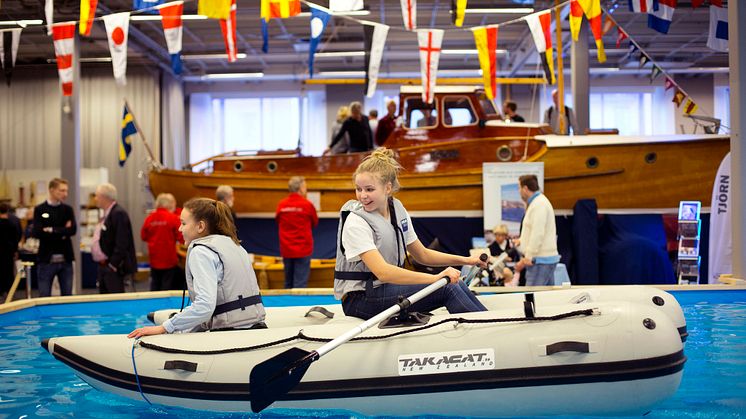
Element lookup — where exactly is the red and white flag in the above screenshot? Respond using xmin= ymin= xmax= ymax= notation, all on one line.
xmin=45 ymin=0 xmax=54 ymax=35
xmin=219 ymin=0 xmax=237 ymax=62
xmin=400 ymin=0 xmax=416 ymax=30
xmin=526 ymin=10 xmax=555 ymax=84
xmin=52 ymin=22 xmax=76 ymax=96
xmin=103 ymin=12 xmax=130 ymax=86
xmin=417 ymin=29 xmax=443 ymax=104
xmin=157 ymin=1 xmax=183 ymax=74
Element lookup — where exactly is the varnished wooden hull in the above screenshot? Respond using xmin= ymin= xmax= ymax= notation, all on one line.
xmin=150 ymin=135 xmax=729 ymax=212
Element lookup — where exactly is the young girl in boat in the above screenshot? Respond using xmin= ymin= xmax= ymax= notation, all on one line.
xmin=129 ymin=198 xmax=266 ymax=338
xmin=334 ymin=148 xmax=487 ymax=320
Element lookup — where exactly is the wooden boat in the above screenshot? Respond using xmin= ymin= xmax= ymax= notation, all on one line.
xmin=252 ymin=255 xmax=336 ymax=289
xmin=150 ymin=86 xmax=729 ymax=212
xmin=42 ymin=287 xmax=686 ymax=416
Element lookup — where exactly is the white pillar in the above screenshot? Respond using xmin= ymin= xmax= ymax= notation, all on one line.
xmin=571 ymin=22 xmax=590 ymax=135
xmin=729 ymin=3 xmax=745 ymax=278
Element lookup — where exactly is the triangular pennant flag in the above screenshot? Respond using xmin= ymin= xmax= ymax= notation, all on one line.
xmin=400 ymin=0 xmax=417 ymax=30
xmin=158 ymin=1 xmax=184 ymax=74
xmin=363 ymin=22 xmax=389 ymax=98
xmin=417 ymin=29 xmax=443 ymax=104
xmin=120 ymin=103 xmax=137 ymax=167
xmin=526 ymin=11 xmax=555 ymax=84
xmin=684 ymin=99 xmax=697 ymax=115
xmin=691 ymin=0 xmax=704 ymax=8
xmin=648 ymin=0 xmax=677 ymax=34
xmin=265 ymin=0 xmax=300 ymax=18
xmin=52 ymin=22 xmax=76 ymax=96
xmin=103 ymin=12 xmax=130 ymax=86
xmin=198 ymin=0 xmax=231 ymax=19
xmin=308 ymin=6 xmax=331 ymax=78
xmin=664 ymin=77 xmax=675 ymax=91
xmin=638 ymin=53 xmax=650 ymax=68
xmin=79 ymin=0 xmax=98 ymax=36
xmin=577 ymin=0 xmax=606 ymax=62
xmin=261 ymin=17 xmax=269 ymax=53
xmin=45 ymin=0 xmax=54 ymax=35
xmin=707 ymin=5 xmax=728 ymax=52
xmin=710 ymin=0 xmax=722 ymax=6
xmin=452 ymin=0 xmax=467 ymax=27
xmin=649 ymin=65 xmax=662 ymax=83
xmin=133 ymin=0 xmax=165 ymax=14
xmin=0 ymin=28 xmax=22 ymax=86
xmin=672 ymin=89 xmax=685 ymax=107
xmin=628 ymin=0 xmax=651 ymax=12
xmin=219 ymin=0 xmax=237 ymax=62
xmin=329 ymin=0 xmax=363 ymax=11
xmin=569 ymin=0 xmax=583 ymax=41
xmin=625 ymin=43 xmax=638 ymax=61
xmin=472 ymin=26 xmax=498 ymax=99
xmin=602 ymin=15 xmax=615 ymax=35
xmin=616 ymin=27 xmax=628 ymax=47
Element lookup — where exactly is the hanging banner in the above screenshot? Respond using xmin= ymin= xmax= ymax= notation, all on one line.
xmin=363 ymin=21 xmax=389 ymax=98
xmin=472 ymin=26 xmax=498 ymax=99
xmin=708 ymin=153 xmax=731 ymax=284
xmin=52 ymin=22 xmax=76 ymax=96
xmin=103 ymin=12 xmax=130 ymax=86
xmin=417 ymin=29 xmax=443 ymax=104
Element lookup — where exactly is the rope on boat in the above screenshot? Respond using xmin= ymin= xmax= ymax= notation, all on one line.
xmin=131 ymin=340 xmax=153 ymax=405
xmin=136 ymin=308 xmax=595 ymax=355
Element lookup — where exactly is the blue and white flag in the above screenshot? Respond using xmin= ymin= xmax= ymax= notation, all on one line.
xmin=708 ymin=153 xmax=731 ymax=284
xmin=648 ymin=0 xmax=676 ymax=34
xmin=706 ymin=5 xmax=728 ymax=52
xmin=308 ymin=7 xmax=330 ymax=78
xmin=133 ymin=0 xmax=165 ymax=14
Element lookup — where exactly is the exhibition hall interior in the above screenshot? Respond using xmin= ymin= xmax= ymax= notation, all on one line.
xmin=0 ymin=1 xmax=744 ymax=418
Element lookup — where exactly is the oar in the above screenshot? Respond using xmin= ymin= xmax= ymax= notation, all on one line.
xmin=249 ymin=276 xmax=452 ymax=413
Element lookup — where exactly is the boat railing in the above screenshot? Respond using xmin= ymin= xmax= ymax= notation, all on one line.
xmin=184 ymin=148 xmax=300 ymax=172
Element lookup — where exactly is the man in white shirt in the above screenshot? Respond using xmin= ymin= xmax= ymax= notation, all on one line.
xmin=515 ymin=174 xmax=560 ymax=286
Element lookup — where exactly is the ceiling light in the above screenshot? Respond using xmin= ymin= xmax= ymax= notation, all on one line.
xmin=462 ymin=8 xmax=534 ymax=14
xmin=297 ymin=10 xmax=370 ymax=17
xmin=182 ymin=53 xmax=248 ymax=60
xmin=315 ymin=51 xmax=366 ymax=58
xmin=197 ymin=73 xmax=265 ymax=80
xmin=130 ymin=14 xmax=207 ymax=21
xmin=0 ymin=19 xmax=43 ymax=26
xmin=441 ymin=49 xmax=508 ymax=55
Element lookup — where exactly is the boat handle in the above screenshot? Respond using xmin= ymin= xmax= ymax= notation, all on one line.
xmin=164 ymin=360 xmax=198 ymax=372
xmin=545 ymin=341 xmax=590 ymax=355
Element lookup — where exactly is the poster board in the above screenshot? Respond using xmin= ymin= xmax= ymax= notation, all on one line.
xmin=482 ymin=162 xmax=544 ymax=234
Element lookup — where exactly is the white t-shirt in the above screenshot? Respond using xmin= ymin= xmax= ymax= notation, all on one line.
xmin=341 ymin=211 xmax=418 ymax=262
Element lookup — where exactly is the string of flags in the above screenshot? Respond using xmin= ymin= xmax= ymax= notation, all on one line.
xmin=0 ymin=0 xmax=730 ymax=113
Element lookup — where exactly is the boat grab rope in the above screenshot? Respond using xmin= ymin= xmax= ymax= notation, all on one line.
xmin=131 ymin=340 xmax=153 ymax=405
xmin=136 ymin=308 xmax=595 ymax=356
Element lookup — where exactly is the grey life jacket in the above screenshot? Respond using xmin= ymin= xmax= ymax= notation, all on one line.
xmin=185 ymin=234 xmax=265 ymax=331
xmin=333 ymin=198 xmax=410 ymax=299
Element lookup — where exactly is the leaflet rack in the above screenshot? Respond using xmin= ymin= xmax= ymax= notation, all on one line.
xmin=677 ymin=201 xmax=701 ymax=285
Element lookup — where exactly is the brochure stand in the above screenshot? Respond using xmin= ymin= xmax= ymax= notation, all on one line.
xmin=677 ymin=201 xmax=701 ymax=285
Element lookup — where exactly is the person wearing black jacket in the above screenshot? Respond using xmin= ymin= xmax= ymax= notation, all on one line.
xmin=91 ymin=183 xmax=137 ymax=294
xmin=0 ymin=202 xmax=21 ymax=298
xmin=33 ymin=178 xmax=77 ymax=297
xmin=328 ymin=101 xmax=373 ymax=153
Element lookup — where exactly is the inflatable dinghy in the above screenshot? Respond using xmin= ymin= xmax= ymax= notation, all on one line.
xmin=42 ymin=285 xmax=686 ymax=417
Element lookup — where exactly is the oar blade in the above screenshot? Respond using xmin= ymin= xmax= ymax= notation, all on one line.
xmin=250 ymin=347 xmax=316 ymax=413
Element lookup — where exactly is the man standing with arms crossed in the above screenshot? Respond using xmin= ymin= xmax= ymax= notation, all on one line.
xmin=33 ymin=178 xmax=76 ymax=297
xmin=276 ymin=176 xmax=318 ymax=288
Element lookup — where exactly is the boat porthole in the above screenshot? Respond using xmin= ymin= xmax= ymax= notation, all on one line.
xmin=267 ymin=161 xmax=278 ymax=173
xmin=497 ymin=145 xmax=513 ymax=162
xmin=645 ymin=152 xmax=657 ymax=164
xmin=652 ymin=296 xmax=665 ymax=306
xmin=643 ymin=318 xmax=656 ymax=330
xmin=233 ymin=161 xmax=244 ymax=173
xmin=586 ymin=157 xmax=599 ymax=169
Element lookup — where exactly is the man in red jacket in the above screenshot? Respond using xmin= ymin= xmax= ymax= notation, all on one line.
xmin=141 ymin=193 xmax=184 ymax=291
xmin=275 ymin=176 xmax=318 ymax=288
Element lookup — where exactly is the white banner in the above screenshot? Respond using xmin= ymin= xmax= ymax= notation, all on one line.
xmin=482 ymin=162 xmax=544 ymax=234
xmin=708 ymin=152 xmax=731 ymax=284
xmin=103 ymin=12 xmax=130 ymax=86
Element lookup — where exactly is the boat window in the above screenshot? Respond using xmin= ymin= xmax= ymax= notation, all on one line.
xmin=477 ymin=91 xmax=498 ymax=116
xmin=443 ymin=96 xmax=477 ymax=127
xmin=403 ymin=97 xmax=438 ymax=129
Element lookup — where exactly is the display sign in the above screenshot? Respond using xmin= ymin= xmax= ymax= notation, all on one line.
xmin=482 ymin=162 xmax=544 ymax=234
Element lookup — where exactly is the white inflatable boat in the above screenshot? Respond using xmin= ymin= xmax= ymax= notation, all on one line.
xmin=42 ymin=285 xmax=686 ymax=416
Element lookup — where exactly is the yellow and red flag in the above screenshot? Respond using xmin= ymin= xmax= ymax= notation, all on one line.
xmin=576 ymin=0 xmax=606 ymax=63
xmin=262 ymin=0 xmax=301 ymax=19
xmin=472 ymin=26 xmax=498 ymax=99
xmin=526 ymin=10 xmax=555 ymax=84
xmin=198 ymin=0 xmax=232 ymax=20
xmin=79 ymin=0 xmax=98 ymax=36
xmin=569 ymin=0 xmax=583 ymax=42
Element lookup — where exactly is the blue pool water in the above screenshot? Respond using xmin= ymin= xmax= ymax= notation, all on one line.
xmin=1 ymin=291 xmax=745 ymax=418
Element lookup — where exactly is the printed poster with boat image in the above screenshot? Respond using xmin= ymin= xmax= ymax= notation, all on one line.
xmin=483 ymin=163 xmax=544 ymax=235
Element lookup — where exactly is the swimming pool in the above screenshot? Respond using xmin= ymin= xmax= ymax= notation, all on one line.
xmin=1 ymin=291 xmax=744 ymax=418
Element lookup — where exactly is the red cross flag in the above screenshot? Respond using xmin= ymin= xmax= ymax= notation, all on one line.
xmin=400 ymin=0 xmax=417 ymax=30
xmin=52 ymin=22 xmax=76 ymax=96
xmin=219 ymin=0 xmax=237 ymax=62
xmin=103 ymin=12 xmax=130 ymax=86
xmin=417 ymin=29 xmax=443 ymax=104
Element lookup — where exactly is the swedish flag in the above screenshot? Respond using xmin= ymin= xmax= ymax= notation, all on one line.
xmin=120 ymin=104 xmax=137 ymax=167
